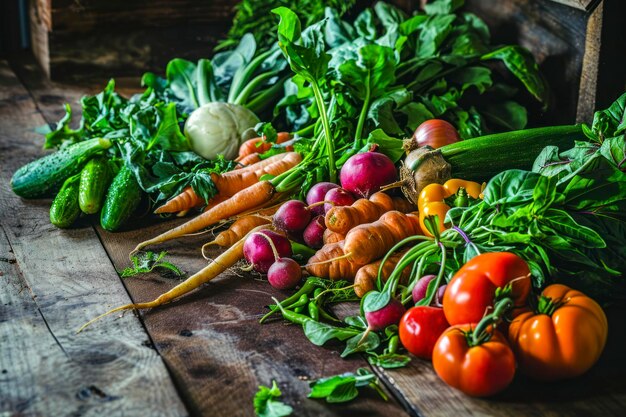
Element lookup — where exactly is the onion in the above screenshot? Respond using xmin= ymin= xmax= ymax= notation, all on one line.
xmin=339 ymin=151 xmax=397 ymax=198
xmin=412 ymin=119 xmax=460 ymax=150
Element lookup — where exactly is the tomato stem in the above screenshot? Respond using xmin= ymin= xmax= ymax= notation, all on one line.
xmin=471 ymin=297 xmax=514 ymax=346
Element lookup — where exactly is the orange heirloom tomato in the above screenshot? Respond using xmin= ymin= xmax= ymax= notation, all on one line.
xmin=432 ymin=324 xmax=516 ymax=397
xmin=508 ymin=284 xmax=608 ymax=381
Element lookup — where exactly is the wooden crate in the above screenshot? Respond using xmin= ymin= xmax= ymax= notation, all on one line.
xmin=29 ymin=0 xmax=626 ymax=123
xmin=29 ymin=0 xmax=236 ymax=80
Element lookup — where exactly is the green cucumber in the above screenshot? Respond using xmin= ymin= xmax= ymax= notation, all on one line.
xmin=440 ymin=125 xmax=585 ymax=182
xmin=79 ymin=156 xmax=113 ymax=214
xmin=11 ymin=138 xmax=112 ymax=199
xmin=100 ymin=165 xmax=143 ymax=231
xmin=50 ymin=174 xmax=81 ymax=228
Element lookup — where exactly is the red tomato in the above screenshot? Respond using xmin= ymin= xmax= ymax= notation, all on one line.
xmin=432 ymin=324 xmax=516 ymax=397
xmin=443 ymin=252 xmax=531 ymax=325
xmin=399 ymin=306 xmax=449 ymax=359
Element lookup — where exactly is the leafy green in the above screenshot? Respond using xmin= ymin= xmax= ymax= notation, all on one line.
xmin=308 ymin=368 xmax=387 ymax=403
xmin=253 ymin=381 xmax=293 ymax=417
xmin=120 ymin=251 xmax=185 ymax=278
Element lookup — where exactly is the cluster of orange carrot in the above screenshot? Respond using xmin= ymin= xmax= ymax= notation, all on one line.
xmin=307 ymin=197 xmax=421 ymax=297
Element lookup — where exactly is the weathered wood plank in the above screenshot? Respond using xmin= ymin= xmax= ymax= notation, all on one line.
xmin=93 ymin=220 xmax=409 ymax=417
xmin=0 ymin=60 xmax=188 ymax=417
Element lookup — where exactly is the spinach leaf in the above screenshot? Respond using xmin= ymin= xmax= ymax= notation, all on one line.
xmin=481 ymin=46 xmax=549 ymax=105
xmin=308 ymin=368 xmax=386 ymax=403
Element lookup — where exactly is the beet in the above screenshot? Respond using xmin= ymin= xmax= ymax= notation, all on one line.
xmin=339 ymin=151 xmax=397 ymax=198
xmin=273 ymin=200 xmax=311 ymax=233
xmin=306 ymin=182 xmax=339 ymax=216
xmin=303 ymin=215 xmax=326 ymax=249
xmin=323 ymin=188 xmax=355 ymax=213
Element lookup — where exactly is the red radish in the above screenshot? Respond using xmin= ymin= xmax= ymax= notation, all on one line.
xmin=323 ymin=188 xmax=355 ymax=213
xmin=243 ymin=230 xmax=292 ymax=273
xmin=364 ymin=298 xmax=406 ymax=332
xmin=339 ymin=151 xmax=397 ymax=198
xmin=267 ymin=258 xmax=302 ymax=290
xmin=412 ymin=119 xmax=460 ymax=149
xmin=306 ymin=182 xmax=339 ymax=216
xmin=412 ymin=275 xmax=436 ymax=303
xmin=303 ymin=215 xmax=326 ymax=249
xmin=273 ymin=200 xmax=311 ymax=233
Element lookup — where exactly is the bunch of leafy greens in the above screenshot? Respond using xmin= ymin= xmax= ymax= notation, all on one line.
xmin=266 ymin=0 xmax=548 ymax=199
xmin=376 ymin=93 xmax=626 ymax=304
xmin=253 ymin=381 xmax=293 ymax=417
xmin=218 ymin=0 xmax=355 ymax=52
xmin=41 ymin=33 xmax=288 ymax=207
xmin=274 ymin=0 xmax=548 ymax=140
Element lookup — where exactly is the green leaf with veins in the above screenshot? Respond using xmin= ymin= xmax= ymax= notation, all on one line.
xmin=308 ymin=368 xmax=386 ymax=403
xmin=481 ymin=46 xmax=549 ymax=105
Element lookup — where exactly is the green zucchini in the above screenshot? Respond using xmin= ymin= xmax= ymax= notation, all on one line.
xmin=49 ymin=174 xmax=81 ymax=228
xmin=100 ymin=165 xmax=143 ymax=232
xmin=11 ymin=138 xmax=112 ymax=199
xmin=440 ymin=125 xmax=585 ymax=182
xmin=79 ymin=156 xmax=113 ymax=214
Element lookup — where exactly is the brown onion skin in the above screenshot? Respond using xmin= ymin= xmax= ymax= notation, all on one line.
xmin=412 ymin=119 xmax=461 ymax=149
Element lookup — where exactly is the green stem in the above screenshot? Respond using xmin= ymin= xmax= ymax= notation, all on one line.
xmin=228 ymin=49 xmax=274 ymax=103
xmin=354 ymin=78 xmax=371 ymax=142
xmin=244 ymin=76 xmax=287 ymax=114
xmin=294 ymin=123 xmax=316 ymax=138
xmin=420 ymin=242 xmax=447 ymax=307
xmin=310 ymin=82 xmax=336 ymax=183
xmin=471 ymin=297 xmax=514 ymax=346
xmin=233 ymin=71 xmax=280 ymax=106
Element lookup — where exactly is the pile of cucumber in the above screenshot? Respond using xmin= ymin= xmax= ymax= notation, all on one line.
xmin=11 ymin=138 xmax=143 ymax=231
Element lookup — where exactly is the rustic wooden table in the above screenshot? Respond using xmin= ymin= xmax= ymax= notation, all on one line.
xmin=2 ymin=56 xmax=626 ymax=417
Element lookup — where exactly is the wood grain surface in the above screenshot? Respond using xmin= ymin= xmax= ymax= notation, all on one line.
xmin=0 ymin=60 xmax=188 ymax=417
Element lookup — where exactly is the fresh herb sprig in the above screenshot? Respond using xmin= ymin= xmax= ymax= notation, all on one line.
xmin=120 ymin=251 xmax=185 ymax=278
xmin=253 ymin=381 xmax=293 ymax=417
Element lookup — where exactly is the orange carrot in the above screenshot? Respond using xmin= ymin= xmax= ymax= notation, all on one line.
xmin=354 ymin=251 xmax=411 ymax=298
xmin=155 ymin=186 xmax=202 ymax=214
xmin=205 ymin=215 xmax=270 ymax=248
xmin=325 ymin=192 xmax=416 ymax=235
xmin=134 ymin=180 xmax=277 ymax=253
xmin=155 ymin=153 xmax=298 ymax=214
xmin=213 ymin=152 xmax=300 ymax=197
xmin=79 ymin=224 xmax=271 ymax=332
xmin=323 ymin=229 xmax=344 ymax=244
xmin=236 ymin=132 xmax=291 ymax=160
xmin=342 ymin=211 xmax=422 ymax=265
xmin=305 ymin=241 xmax=361 ymax=281
xmin=235 ymin=153 xmax=262 ymax=168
